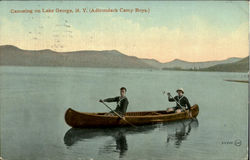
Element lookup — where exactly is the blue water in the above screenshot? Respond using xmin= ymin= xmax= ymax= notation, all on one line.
xmin=0 ymin=66 xmax=248 ymax=160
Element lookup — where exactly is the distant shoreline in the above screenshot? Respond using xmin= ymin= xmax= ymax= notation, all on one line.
xmin=224 ymin=79 xmax=249 ymax=83
xmin=0 ymin=65 xmax=249 ymax=74
xmin=162 ymin=68 xmax=249 ymax=73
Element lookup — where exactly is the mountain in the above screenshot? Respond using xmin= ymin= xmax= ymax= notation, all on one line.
xmin=0 ymin=45 xmax=248 ymax=72
xmin=143 ymin=57 xmax=243 ymax=69
xmin=163 ymin=57 xmax=243 ymax=69
xmin=0 ymin=45 xmax=154 ymax=69
xmin=201 ymin=56 xmax=249 ymax=72
xmin=141 ymin=58 xmax=163 ymax=69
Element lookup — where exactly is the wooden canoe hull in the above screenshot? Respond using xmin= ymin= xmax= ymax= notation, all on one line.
xmin=65 ymin=104 xmax=199 ymax=128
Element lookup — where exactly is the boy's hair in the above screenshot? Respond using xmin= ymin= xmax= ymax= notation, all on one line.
xmin=120 ymin=87 xmax=127 ymax=92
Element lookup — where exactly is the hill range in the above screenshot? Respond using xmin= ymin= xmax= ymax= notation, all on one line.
xmin=0 ymin=45 xmax=152 ymax=68
xmin=142 ymin=57 xmax=242 ymax=69
xmin=0 ymin=45 xmax=248 ymax=72
xmin=200 ymin=56 xmax=249 ymax=72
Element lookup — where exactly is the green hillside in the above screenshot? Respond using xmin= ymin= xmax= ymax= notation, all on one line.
xmin=201 ymin=56 xmax=249 ymax=72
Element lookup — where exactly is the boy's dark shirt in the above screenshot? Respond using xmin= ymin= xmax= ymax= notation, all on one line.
xmin=104 ymin=96 xmax=129 ymax=115
xmin=168 ymin=95 xmax=191 ymax=109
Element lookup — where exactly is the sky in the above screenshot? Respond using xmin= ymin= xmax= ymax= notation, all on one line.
xmin=0 ymin=1 xmax=249 ymax=62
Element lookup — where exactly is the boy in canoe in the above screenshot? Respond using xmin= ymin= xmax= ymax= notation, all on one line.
xmin=99 ymin=87 xmax=129 ymax=116
xmin=166 ymin=88 xmax=192 ymax=117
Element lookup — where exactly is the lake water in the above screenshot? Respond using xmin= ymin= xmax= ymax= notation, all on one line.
xmin=0 ymin=66 xmax=248 ymax=160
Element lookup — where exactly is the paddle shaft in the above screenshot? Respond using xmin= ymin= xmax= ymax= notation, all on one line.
xmin=101 ymin=102 xmax=137 ymax=128
xmin=163 ymin=91 xmax=183 ymax=107
xmin=169 ymin=94 xmax=183 ymax=108
xmin=164 ymin=92 xmax=192 ymax=117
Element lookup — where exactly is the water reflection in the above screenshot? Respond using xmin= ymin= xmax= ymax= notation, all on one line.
xmin=64 ymin=125 xmax=157 ymax=157
xmin=114 ymin=131 xmax=128 ymax=157
xmin=98 ymin=130 xmax=129 ymax=158
xmin=64 ymin=119 xmax=199 ymax=157
xmin=165 ymin=118 xmax=199 ymax=148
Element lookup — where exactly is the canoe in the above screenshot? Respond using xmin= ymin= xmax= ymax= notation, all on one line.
xmin=65 ymin=104 xmax=199 ymax=128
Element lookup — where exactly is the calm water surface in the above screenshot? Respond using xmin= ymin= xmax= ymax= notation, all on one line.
xmin=0 ymin=66 xmax=248 ymax=160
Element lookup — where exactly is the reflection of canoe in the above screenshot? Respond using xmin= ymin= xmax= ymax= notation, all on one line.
xmin=64 ymin=119 xmax=199 ymax=149
xmin=64 ymin=125 xmax=158 ymax=157
xmin=64 ymin=125 xmax=157 ymax=146
xmin=65 ymin=104 xmax=199 ymax=128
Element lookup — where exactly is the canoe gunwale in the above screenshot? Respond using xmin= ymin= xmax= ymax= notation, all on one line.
xmin=65 ymin=104 xmax=199 ymax=127
xmin=67 ymin=108 xmax=188 ymax=118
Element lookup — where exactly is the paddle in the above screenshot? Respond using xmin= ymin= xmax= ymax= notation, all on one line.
xmin=163 ymin=91 xmax=182 ymax=106
xmin=100 ymin=101 xmax=137 ymax=128
xmin=163 ymin=91 xmax=192 ymax=118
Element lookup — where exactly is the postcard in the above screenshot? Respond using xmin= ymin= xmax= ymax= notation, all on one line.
xmin=0 ymin=1 xmax=249 ymax=160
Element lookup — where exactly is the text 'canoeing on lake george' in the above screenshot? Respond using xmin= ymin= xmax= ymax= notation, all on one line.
xmin=10 ymin=8 xmax=151 ymax=14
